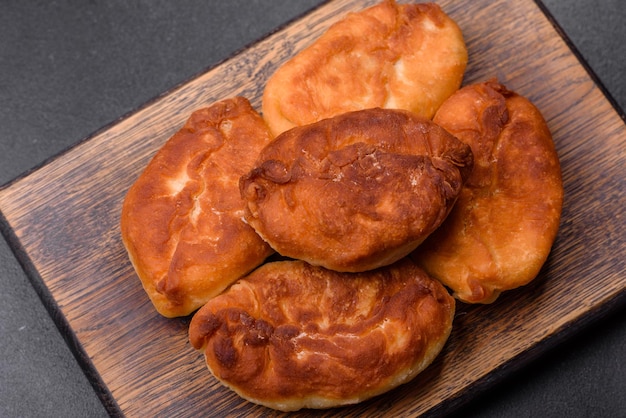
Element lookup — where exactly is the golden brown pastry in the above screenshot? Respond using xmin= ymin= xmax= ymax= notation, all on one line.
xmin=240 ymin=107 xmax=473 ymax=273
xmin=262 ymin=0 xmax=468 ymax=136
xmin=121 ymin=97 xmax=275 ymax=317
xmin=189 ymin=258 xmax=455 ymax=411
xmin=411 ymin=80 xmax=563 ymax=303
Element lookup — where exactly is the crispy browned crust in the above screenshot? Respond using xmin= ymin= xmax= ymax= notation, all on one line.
xmin=120 ymin=97 xmax=275 ymax=317
xmin=262 ymin=0 xmax=468 ymax=136
xmin=188 ymin=258 xmax=455 ymax=411
xmin=411 ymin=80 xmax=564 ymax=303
xmin=240 ymin=107 xmax=473 ymax=273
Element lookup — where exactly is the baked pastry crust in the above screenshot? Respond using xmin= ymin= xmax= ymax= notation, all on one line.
xmin=188 ymin=258 xmax=455 ymax=411
xmin=240 ymin=107 xmax=473 ymax=272
xmin=121 ymin=97 xmax=274 ymax=317
xmin=262 ymin=0 xmax=467 ymax=136
xmin=412 ymin=80 xmax=563 ymax=303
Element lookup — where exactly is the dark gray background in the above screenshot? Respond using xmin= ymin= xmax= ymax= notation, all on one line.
xmin=1 ymin=1 xmax=624 ymax=417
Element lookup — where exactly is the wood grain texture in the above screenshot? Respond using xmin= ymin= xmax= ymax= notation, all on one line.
xmin=0 ymin=0 xmax=624 ymax=417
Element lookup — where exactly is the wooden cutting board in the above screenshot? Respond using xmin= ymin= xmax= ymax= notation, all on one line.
xmin=1 ymin=0 xmax=624 ymax=416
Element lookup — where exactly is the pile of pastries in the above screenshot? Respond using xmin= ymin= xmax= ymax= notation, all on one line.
xmin=120 ymin=0 xmax=563 ymax=412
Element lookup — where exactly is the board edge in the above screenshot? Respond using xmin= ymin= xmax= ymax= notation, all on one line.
xmin=0 ymin=0 xmax=331 ymax=195
xmin=533 ymin=0 xmax=626 ymax=123
xmin=426 ymin=289 xmax=626 ymax=417
xmin=0 ymin=208 xmax=125 ymax=417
